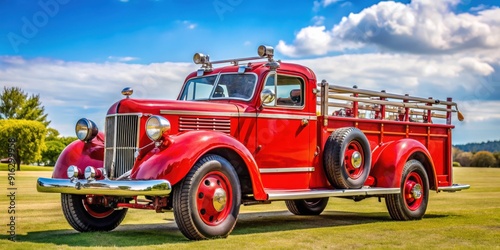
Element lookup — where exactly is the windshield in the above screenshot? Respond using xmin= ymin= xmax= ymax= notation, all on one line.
xmin=179 ymin=73 xmax=257 ymax=101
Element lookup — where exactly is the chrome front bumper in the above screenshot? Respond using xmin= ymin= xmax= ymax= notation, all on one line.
xmin=37 ymin=177 xmax=171 ymax=196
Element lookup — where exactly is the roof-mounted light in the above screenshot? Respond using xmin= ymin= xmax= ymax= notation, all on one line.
xmin=258 ymin=45 xmax=274 ymax=58
xmin=192 ymin=45 xmax=278 ymax=72
xmin=193 ymin=53 xmax=210 ymax=64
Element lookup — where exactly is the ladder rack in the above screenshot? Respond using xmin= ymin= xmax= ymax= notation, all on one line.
xmin=317 ymin=80 xmax=464 ymax=126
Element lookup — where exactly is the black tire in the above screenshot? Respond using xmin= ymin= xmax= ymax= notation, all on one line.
xmin=173 ymin=154 xmax=241 ymax=240
xmin=324 ymin=127 xmax=371 ymax=189
xmin=285 ymin=197 xmax=329 ymax=215
xmin=61 ymin=194 xmax=127 ymax=232
xmin=385 ymin=159 xmax=429 ymax=220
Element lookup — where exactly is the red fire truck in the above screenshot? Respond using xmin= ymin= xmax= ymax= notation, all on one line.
xmin=37 ymin=45 xmax=469 ymax=240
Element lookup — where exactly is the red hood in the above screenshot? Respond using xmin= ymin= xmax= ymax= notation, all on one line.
xmin=107 ymin=99 xmax=243 ymax=115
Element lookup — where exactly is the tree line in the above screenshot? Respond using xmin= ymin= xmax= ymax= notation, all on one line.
xmin=452 ymin=148 xmax=500 ymax=168
xmin=454 ymin=140 xmax=500 ymax=153
xmin=0 ymin=87 xmax=76 ymax=170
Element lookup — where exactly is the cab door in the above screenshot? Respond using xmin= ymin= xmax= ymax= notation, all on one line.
xmin=254 ymin=73 xmax=313 ymax=189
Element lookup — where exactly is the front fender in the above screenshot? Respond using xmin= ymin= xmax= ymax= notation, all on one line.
xmin=371 ymin=139 xmax=437 ymax=189
xmin=52 ymin=133 xmax=105 ymax=179
xmin=131 ymin=130 xmax=267 ymax=200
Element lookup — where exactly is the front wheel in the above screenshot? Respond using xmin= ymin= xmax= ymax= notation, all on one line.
xmin=285 ymin=197 xmax=329 ymax=215
xmin=173 ymin=154 xmax=241 ymax=240
xmin=61 ymin=194 xmax=127 ymax=232
xmin=385 ymin=159 xmax=429 ymax=220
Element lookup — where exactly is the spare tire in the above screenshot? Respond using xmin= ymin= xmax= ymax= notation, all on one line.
xmin=324 ymin=127 xmax=371 ymax=189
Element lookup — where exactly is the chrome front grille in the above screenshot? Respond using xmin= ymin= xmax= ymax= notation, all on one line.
xmin=104 ymin=114 xmax=141 ymax=179
xmin=179 ymin=117 xmax=231 ymax=134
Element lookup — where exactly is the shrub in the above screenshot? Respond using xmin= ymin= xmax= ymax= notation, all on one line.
xmin=470 ymin=151 xmax=496 ymax=168
xmin=455 ymin=152 xmax=473 ymax=167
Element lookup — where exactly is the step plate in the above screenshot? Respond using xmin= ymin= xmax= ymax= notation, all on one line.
xmin=266 ymin=187 xmax=400 ymax=201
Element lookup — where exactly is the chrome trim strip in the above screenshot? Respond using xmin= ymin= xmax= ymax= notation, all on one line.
xmin=159 ymin=110 xmax=317 ymax=120
xmin=111 ymin=115 xmax=117 ymax=178
xmin=437 ymin=184 xmax=470 ymax=192
xmin=266 ymin=188 xmax=400 ymax=201
xmin=37 ymin=177 xmax=171 ymax=196
xmin=253 ymin=113 xmax=317 ymax=120
xmin=107 ymin=113 xmax=143 ymax=117
xmin=259 ymin=167 xmax=315 ymax=173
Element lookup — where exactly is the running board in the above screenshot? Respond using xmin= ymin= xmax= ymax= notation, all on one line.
xmin=437 ymin=184 xmax=470 ymax=192
xmin=266 ymin=187 xmax=400 ymax=201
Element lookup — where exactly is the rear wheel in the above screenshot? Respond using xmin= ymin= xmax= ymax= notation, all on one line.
xmin=61 ymin=194 xmax=127 ymax=232
xmin=285 ymin=197 xmax=329 ymax=215
xmin=385 ymin=160 xmax=429 ymax=220
xmin=173 ymin=154 xmax=241 ymax=240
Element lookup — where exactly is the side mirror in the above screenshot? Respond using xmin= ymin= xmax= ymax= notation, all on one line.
xmin=260 ymin=88 xmax=276 ymax=104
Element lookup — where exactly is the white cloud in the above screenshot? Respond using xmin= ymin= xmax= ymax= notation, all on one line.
xmin=279 ymin=0 xmax=500 ymax=57
xmin=107 ymin=56 xmax=139 ymax=62
xmin=0 ymin=56 xmax=196 ymax=136
xmin=470 ymin=4 xmax=489 ymax=12
xmin=312 ymin=16 xmax=325 ymax=26
xmin=313 ymin=0 xmax=349 ymax=11
xmin=179 ymin=20 xmax=197 ymax=30
xmin=277 ymin=26 xmax=334 ymax=57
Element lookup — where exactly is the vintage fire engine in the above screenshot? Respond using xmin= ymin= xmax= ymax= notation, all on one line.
xmin=37 ymin=45 xmax=469 ymax=240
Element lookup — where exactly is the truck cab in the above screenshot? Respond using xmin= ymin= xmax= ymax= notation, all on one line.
xmin=37 ymin=45 xmax=469 ymax=240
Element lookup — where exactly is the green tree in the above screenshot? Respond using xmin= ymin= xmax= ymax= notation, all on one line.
xmin=59 ymin=136 xmax=77 ymax=146
xmin=0 ymin=86 xmax=50 ymax=126
xmin=46 ymin=127 xmax=60 ymax=141
xmin=470 ymin=151 xmax=496 ymax=168
xmin=40 ymin=128 xmax=77 ymax=166
xmin=41 ymin=140 xmax=66 ymax=166
xmin=455 ymin=152 xmax=473 ymax=167
xmin=0 ymin=119 xmax=46 ymax=170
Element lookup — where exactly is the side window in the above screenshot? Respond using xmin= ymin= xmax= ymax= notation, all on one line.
xmin=276 ymin=75 xmax=304 ymax=107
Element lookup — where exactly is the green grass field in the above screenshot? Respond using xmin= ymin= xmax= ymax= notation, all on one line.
xmin=0 ymin=163 xmax=54 ymax=172
xmin=0 ymin=167 xmax=499 ymax=249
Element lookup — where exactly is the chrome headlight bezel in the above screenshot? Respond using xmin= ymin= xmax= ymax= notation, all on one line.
xmin=75 ymin=118 xmax=98 ymax=142
xmin=67 ymin=165 xmax=79 ymax=179
xmin=146 ymin=115 xmax=171 ymax=141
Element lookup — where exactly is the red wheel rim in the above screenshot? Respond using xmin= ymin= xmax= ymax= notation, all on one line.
xmin=343 ymin=140 xmax=364 ymax=179
xmin=403 ymin=172 xmax=424 ymax=211
xmin=196 ymin=171 xmax=233 ymax=226
xmin=83 ymin=199 xmax=114 ymax=218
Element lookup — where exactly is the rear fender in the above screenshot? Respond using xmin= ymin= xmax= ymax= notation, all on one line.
xmin=371 ymin=139 xmax=437 ymax=190
xmin=131 ymin=130 xmax=267 ymax=200
xmin=52 ymin=133 xmax=105 ymax=179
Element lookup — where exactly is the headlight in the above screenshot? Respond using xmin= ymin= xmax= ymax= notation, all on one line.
xmin=75 ymin=118 xmax=98 ymax=142
xmin=146 ymin=115 xmax=171 ymax=141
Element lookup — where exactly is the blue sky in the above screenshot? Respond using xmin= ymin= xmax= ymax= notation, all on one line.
xmin=1 ymin=0 xmax=499 ymax=144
